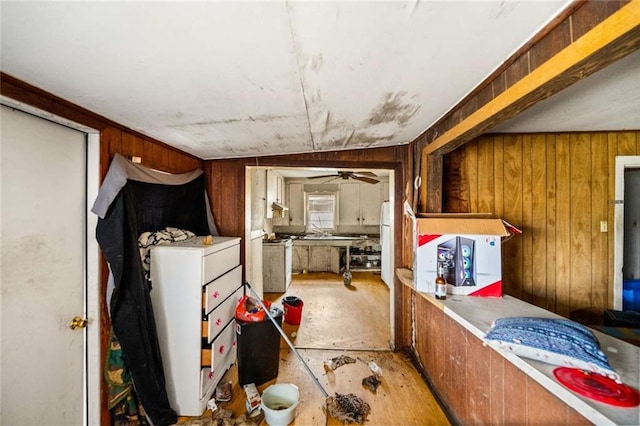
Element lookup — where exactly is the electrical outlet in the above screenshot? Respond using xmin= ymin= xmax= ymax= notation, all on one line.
xmin=600 ymin=221 xmax=608 ymax=233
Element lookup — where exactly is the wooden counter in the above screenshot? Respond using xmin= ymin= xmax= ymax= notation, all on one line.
xmin=397 ymin=268 xmax=640 ymax=426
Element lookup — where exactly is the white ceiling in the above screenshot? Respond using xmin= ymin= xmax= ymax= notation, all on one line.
xmin=493 ymin=48 xmax=640 ymax=133
xmin=1 ymin=1 xmax=637 ymax=161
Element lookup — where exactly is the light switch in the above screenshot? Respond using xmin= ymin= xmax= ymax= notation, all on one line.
xmin=600 ymin=221 xmax=608 ymax=233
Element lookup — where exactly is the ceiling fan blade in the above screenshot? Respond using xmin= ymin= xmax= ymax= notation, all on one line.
xmin=354 ymin=171 xmax=377 ymax=178
xmin=308 ymin=174 xmax=336 ymax=179
xmin=351 ymin=175 xmax=379 ymax=184
xmin=321 ymin=176 xmax=341 ymax=184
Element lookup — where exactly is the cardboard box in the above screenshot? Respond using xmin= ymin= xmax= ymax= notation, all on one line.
xmin=414 ymin=217 xmax=520 ymax=297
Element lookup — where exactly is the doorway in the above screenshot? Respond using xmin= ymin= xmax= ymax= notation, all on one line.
xmin=0 ymin=102 xmax=100 ymax=424
xmin=245 ymin=166 xmax=395 ymax=347
xmin=614 ymin=156 xmax=640 ymax=311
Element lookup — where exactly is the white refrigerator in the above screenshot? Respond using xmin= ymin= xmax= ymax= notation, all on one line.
xmin=380 ymin=201 xmax=393 ymax=287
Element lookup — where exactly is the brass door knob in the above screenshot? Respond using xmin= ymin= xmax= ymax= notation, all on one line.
xmin=68 ymin=316 xmax=88 ymax=330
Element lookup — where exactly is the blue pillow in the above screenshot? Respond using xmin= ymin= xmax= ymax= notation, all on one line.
xmin=484 ymin=317 xmax=619 ymax=382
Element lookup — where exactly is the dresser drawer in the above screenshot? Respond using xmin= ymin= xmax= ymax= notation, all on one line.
xmin=209 ymin=319 xmax=236 ymax=373
xmin=200 ymin=367 xmax=214 ymax=399
xmin=204 ymin=265 xmax=242 ymax=314
xmin=207 ymin=286 xmax=244 ymax=343
xmin=203 ymin=242 xmax=240 ymax=285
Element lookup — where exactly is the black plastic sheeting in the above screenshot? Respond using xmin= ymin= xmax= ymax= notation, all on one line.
xmin=97 ymin=176 xmax=211 ymax=425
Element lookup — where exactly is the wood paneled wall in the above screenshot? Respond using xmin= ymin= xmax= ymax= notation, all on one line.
xmin=445 ymin=131 xmax=639 ymax=319
xmin=100 ymin=126 xmax=202 ymax=177
xmin=412 ymin=292 xmax=590 ymax=425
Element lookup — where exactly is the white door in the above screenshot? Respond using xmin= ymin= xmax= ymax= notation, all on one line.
xmin=1 ymin=105 xmax=87 ymax=424
xmin=614 ymin=156 xmax=640 ymax=310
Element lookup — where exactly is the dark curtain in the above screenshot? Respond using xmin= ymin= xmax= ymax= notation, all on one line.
xmin=97 ymin=175 xmax=211 ymax=425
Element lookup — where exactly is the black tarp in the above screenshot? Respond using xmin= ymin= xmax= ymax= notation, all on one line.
xmin=97 ymin=176 xmax=212 ymax=425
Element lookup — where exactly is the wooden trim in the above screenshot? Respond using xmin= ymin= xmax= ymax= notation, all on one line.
xmin=205 ymin=146 xmax=410 ymax=349
xmin=418 ymin=0 xmax=640 ymax=212
xmin=424 ymin=0 xmax=640 ymax=157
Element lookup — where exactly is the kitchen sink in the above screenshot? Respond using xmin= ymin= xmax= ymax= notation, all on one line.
xmin=299 ymin=234 xmax=362 ymax=240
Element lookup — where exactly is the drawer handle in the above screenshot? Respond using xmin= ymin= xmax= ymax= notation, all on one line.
xmin=215 ymin=318 xmax=222 ymax=326
xmin=219 ymin=345 xmax=225 ymax=354
xmin=208 ymin=372 xmax=214 ymax=379
xmin=212 ymin=291 xmax=220 ymax=299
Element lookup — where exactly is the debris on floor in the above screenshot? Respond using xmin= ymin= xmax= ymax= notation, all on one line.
xmin=325 ymin=393 xmax=371 ymax=424
xmin=213 ymin=408 xmax=263 ymax=426
xmin=177 ymin=408 xmax=264 ymax=426
xmin=367 ymin=361 xmax=383 ymax=376
xmin=362 ymin=374 xmax=382 ymax=393
xmin=343 ymin=270 xmax=353 ymax=286
xmin=323 ymin=354 xmax=357 ymax=372
xmin=243 ymin=383 xmax=261 ymax=412
xmin=206 ymin=397 xmax=218 ymax=412
xmin=215 ymin=381 xmax=232 ymax=402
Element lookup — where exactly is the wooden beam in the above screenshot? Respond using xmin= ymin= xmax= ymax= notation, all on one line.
xmin=424 ymin=0 xmax=640 ymax=156
xmin=424 ymin=155 xmax=443 ymax=213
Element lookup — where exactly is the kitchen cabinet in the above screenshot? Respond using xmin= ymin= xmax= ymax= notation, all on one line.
xmin=263 ymin=239 xmax=292 ymax=292
xmin=276 ymin=175 xmax=285 ymax=203
xmin=287 ymin=182 xmax=304 ymax=226
xmin=292 ymin=245 xmax=308 ymax=273
xmin=339 ymin=182 xmax=382 ymax=226
xmin=266 ymin=170 xmax=287 ymax=219
xmin=150 ymin=236 xmax=242 ymax=416
xmin=292 ymin=242 xmax=342 ymax=274
xmin=309 ymin=246 xmax=332 ymax=272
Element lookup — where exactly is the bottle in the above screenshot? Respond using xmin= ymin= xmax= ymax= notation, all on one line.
xmin=435 ymin=261 xmax=447 ymax=300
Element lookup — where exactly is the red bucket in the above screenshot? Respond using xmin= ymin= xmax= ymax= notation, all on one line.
xmin=283 ymin=296 xmax=304 ymax=325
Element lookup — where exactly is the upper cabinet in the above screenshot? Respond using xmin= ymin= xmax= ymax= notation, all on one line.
xmin=266 ymin=170 xmax=287 ymax=219
xmin=283 ymin=179 xmax=386 ymax=230
xmin=287 ymin=183 xmax=304 ymax=226
xmin=276 ymin=175 xmax=285 ymax=204
xmin=339 ymin=182 xmax=382 ymax=226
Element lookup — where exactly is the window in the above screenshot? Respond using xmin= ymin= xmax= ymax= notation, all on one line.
xmin=306 ymin=192 xmax=336 ymax=232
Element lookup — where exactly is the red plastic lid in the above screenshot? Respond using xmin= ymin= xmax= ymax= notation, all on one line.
xmin=553 ymin=367 xmax=640 ymax=407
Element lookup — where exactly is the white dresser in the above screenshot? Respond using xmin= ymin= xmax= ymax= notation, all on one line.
xmin=150 ymin=236 xmax=243 ymax=416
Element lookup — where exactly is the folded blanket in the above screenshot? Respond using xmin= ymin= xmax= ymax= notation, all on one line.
xmin=138 ymin=227 xmax=195 ymax=288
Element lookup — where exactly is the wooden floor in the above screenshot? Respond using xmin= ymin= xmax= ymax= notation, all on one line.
xmin=177 ymin=272 xmax=449 ymax=425
xmin=265 ymin=272 xmax=391 ymax=350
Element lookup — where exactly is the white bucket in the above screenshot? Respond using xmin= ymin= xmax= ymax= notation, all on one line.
xmin=260 ymin=383 xmax=300 ymax=426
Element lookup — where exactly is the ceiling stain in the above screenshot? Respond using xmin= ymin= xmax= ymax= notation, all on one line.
xmin=169 ymin=114 xmax=298 ymax=128
xmin=367 ymin=91 xmax=421 ymax=127
xmin=305 ymin=52 xmax=324 ymax=72
xmin=349 ymin=132 xmax=395 ymax=147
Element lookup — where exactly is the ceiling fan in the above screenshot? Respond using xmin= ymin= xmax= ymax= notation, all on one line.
xmin=308 ymin=170 xmax=379 ymax=184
